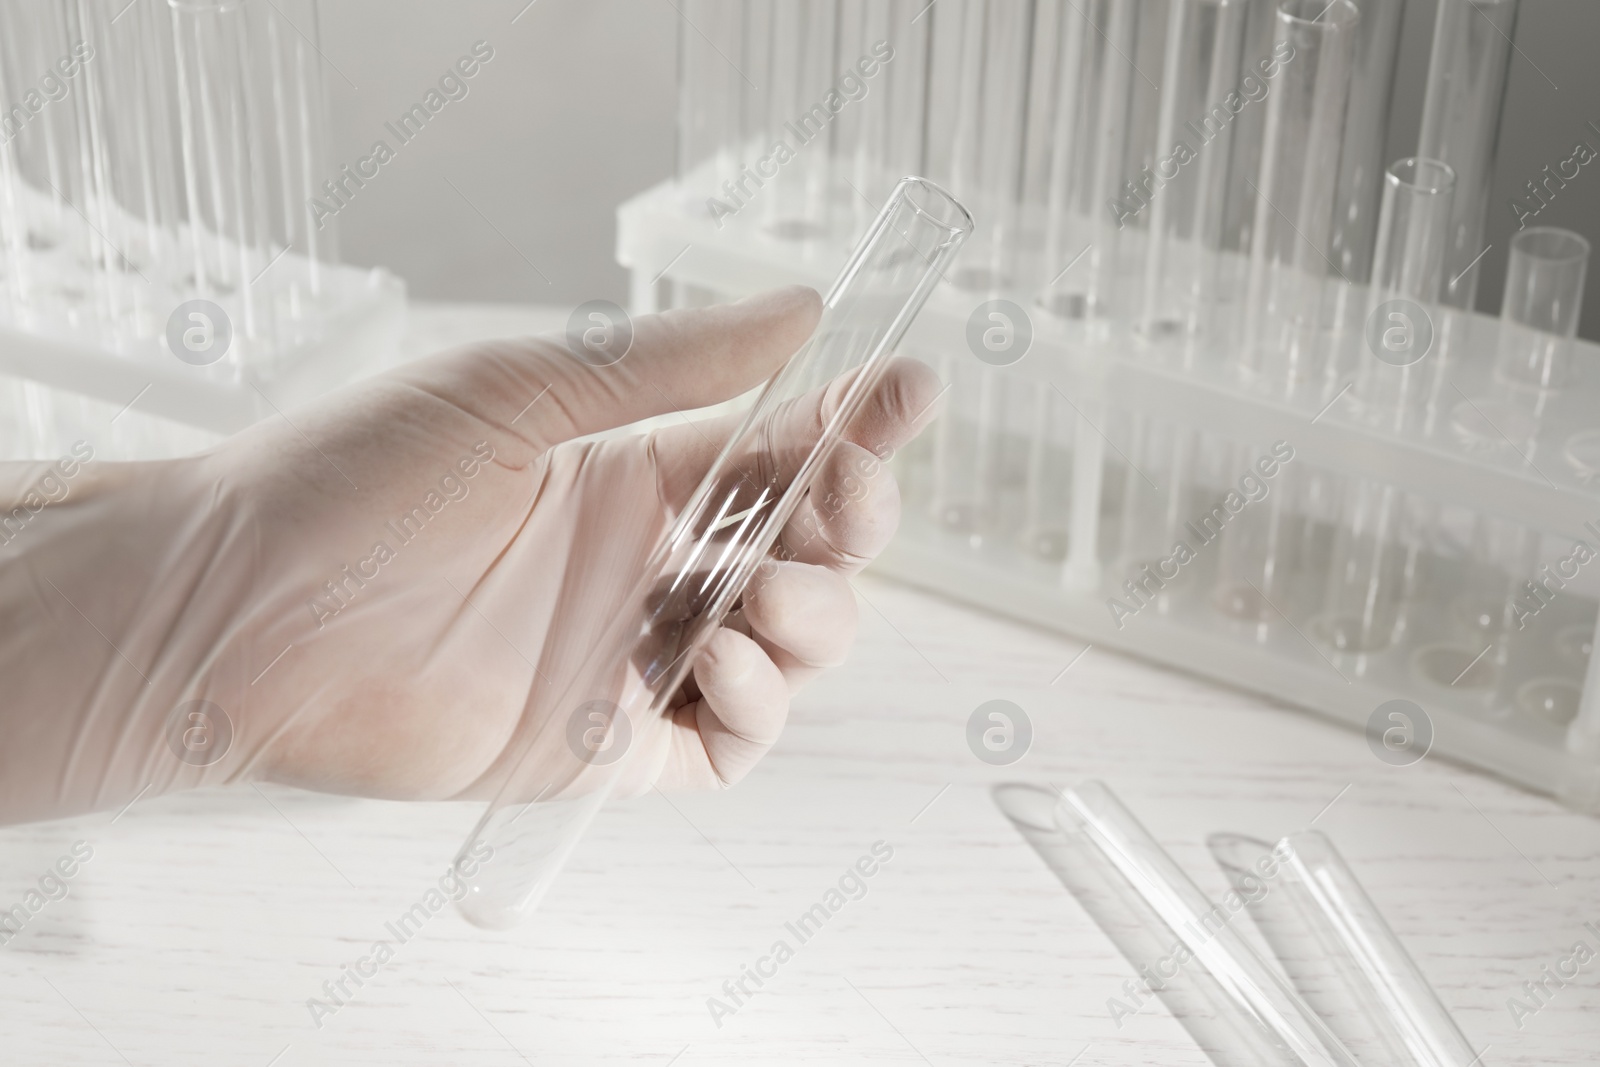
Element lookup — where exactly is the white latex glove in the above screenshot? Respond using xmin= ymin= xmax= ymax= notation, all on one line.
xmin=0 ymin=286 xmax=943 ymax=825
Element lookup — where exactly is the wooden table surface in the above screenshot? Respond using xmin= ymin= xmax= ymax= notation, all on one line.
xmin=2 ymin=304 xmax=1595 ymax=1066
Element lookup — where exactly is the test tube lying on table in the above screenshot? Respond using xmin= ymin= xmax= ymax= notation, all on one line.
xmin=1209 ymin=830 xmax=1482 ymax=1067
xmin=995 ymin=781 xmax=1360 ymax=1066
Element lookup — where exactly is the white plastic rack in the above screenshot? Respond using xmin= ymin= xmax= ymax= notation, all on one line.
xmin=619 ymin=173 xmax=1600 ymax=813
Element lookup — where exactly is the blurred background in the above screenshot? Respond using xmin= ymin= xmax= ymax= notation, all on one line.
xmin=320 ymin=0 xmax=1600 ymax=339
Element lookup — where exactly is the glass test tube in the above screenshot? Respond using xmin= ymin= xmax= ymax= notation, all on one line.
xmin=677 ymin=0 xmax=747 ymax=217
xmin=1416 ymin=0 xmax=1519 ymax=311
xmin=98 ymin=0 xmax=187 ymax=337
xmin=1113 ymin=415 xmax=1196 ymax=615
xmin=1211 ymin=445 xmax=1315 ymax=633
xmin=1314 ymin=478 xmax=1422 ymax=660
xmin=1215 ymin=0 xmax=1284 ymax=312
xmin=1569 ymin=607 xmax=1600 ymax=765
xmin=1018 ymin=382 xmax=1077 ymax=562
xmin=994 ymin=784 xmax=1326 ymax=1066
xmin=268 ymin=0 xmax=337 ymax=303
xmin=1035 ymin=0 xmax=1139 ymax=324
xmin=1326 ymin=0 xmax=1406 ymax=296
xmin=1054 ymin=782 xmax=1361 ymax=1066
xmin=1327 ymin=157 xmax=1452 ymax=665
xmin=170 ymin=0 xmax=274 ymax=344
xmin=1495 ymin=227 xmax=1590 ymax=391
xmin=928 ymin=350 xmax=1000 ymax=542
xmin=831 ymin=0 xmax=930 ymax=233
xmin=1352 ymin=157 xmax=1456 ymax=430
xmin=1018 ymin=0 xmax=1065 ymax=286
xmin=1416 ymin=511 xmax=1537 ymax=692
xmin=1210 ymin=832 xmax=1482 ymax=1067
xmin=1239 ymin=0 xmax=1359 ymax=400
xmin=454 ymin=179 xmax=972 ymax=929
xmin=0 ymin=2 xmax=87 ymax=327
xmin=1138 ymin=0 xmax=1248 ymax=347
xmin=925 ymin=0 xmax=1031 ymax=293
xmin=752 ymin=0 xmax=837 ymax=240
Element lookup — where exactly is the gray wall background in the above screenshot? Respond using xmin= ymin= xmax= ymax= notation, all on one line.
xmin=318 ymin=0 xmax=1600 ymax=341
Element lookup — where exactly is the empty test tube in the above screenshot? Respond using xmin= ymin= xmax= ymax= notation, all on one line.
xmin=925 ymin=0 xmax=1032 ymax=293
xmin=1113 ymin=416 xmax=1196 ymax=614
xmin=1210 ymin=831 xmax=1482 ymax=1067
xmin=1240 ymin=0 xmax=1359 ymax=400
xmin=1416 ymin=0 xmax=1519 ymax=311
xmin=1035 ymin=0 xmax=1138 ymax=323
xmin=1495 ymin=227 xmax=1590 ymax=390
xmin=1326 ymin=0 xmax=1407 ymax=296
xmin=1427 ymin=512 xmax=1538 ymax=692
xmin=1569 ymin=607 xmax=1600 ymax=769
xmin=1138 ymin=0 xmax=1248 ymax=347
xmin=1018 ymin=383 xmax=1077 ymax=562
xmin=832 ymin=0 xmax=930 ymax=232
xmin=995 ymin=784 xmax=1331 ymax=1065
xmin=1352 ymin=157 xmax=1456 ymax=430
xmin=454 ymin=178 xmax=972 ymax=928
xmin=676 ymin=0 xmax=747 ymax=217
xmin=0 ymin=0 xmax=339 ymax=365
xmin=0 ymin=2 xmax=93 ymax=323
xmin=1054 ymin=782 xmax=1360 ymax=1066
xmin=1314 ymin=478 xmax=1421 ymax=659
xmin=750 ymin=0 xmax=836 ymax=240
xmin=170 ymin=0 xmax=276 ymax=342
xmin=1215 ymin=0 xmax=1285 ymax=309
xmin=928 ymin=352 xmax=1000 ymax=542
xmin=1210 ymin=446 xmax=1313 ymax=633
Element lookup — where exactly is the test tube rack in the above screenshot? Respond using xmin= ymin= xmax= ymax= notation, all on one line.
xmin=0 ymin=0 xmax=405 ymax=444
xmin=618 ymin=171 xmax=1600 ymax=814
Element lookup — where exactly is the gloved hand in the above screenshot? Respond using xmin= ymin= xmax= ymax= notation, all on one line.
xmin=0 ymin=286 xmax=942 ymax=825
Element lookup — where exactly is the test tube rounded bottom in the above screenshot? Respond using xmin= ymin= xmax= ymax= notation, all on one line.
xmin=1411 ymin=643 xmax=1498 ymax=691
xmin=1517 ymin=678 xmax=1582 ymax=725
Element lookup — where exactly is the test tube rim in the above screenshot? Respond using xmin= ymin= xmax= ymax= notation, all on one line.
xmin=890 ymin=175 xmax=976 ymax=242
xmin=1276 ymin=0 xmax=1360 ymax=31
xmin=1510 ymin=226 xmax=1592 ymax=267
xmin=1384 ymin=157 xmax=1456 ymax=199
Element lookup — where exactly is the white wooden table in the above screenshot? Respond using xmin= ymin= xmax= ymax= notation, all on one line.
xmin=2 ymin=305 xmax=1596 ymax=1066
